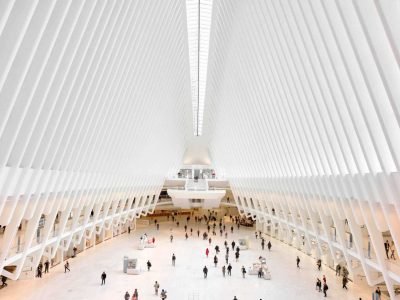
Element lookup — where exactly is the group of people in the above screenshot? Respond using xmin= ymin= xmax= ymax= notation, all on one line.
xmin=36 ymin=260 xmax=50 ymax=278
xmin=8 ymin=208 xmax=382 ymax=300
xmin=384 ymin=240 xmax=396 ymax=260
xmin=314 ymin=262 xmax=350 ymax=297
xmin=123 ymin=288 xmax=139 ymax=300
xmin=315 ymin=275 xmax=329 ymax=297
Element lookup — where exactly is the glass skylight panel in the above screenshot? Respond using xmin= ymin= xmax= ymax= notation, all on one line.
xmin=186 ymin=0 xmax=213 ymax=136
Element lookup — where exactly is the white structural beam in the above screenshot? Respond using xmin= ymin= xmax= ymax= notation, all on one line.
xmin=205 ymin=0 xmax=400 ymax=298
xmin=0 ymin=0 xmax=192 ymax=280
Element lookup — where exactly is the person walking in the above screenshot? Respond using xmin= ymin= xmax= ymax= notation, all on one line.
xmin=147 ymin=260 xmax=152 ymax=271
xmin=44 ymin=260 xmax=50 ymax=274
xmin=233 ymin=296 xmax=238 ymax=300
xmin=133 ymin=288 xmax=138 ymax=300
xmin=227 ymin=264 xmax=232 ymax=276
xmin=384 ymin=240 xmax=390 ymax=259
xmin=101 ymin=271 xmax=106 ymax=285
xmin=390 ymin=241 xmax=396 ymax=260
xmin=154 ymin=281 xmax=160 ymax=295
xmin=197 ymin=229 xmax=200 ymax=237
xmin=317 ymin=259 xmax=322 ymax=271
xmin=323 ymin=282 xmax=328 ymax=297
xmin=222 ymin=265 xmax=226 ymax=277
xmin=231 ymin=241 xmax=236 ymax=251
xmin=235 ymin=251 xmax=239 ymax=262
xmin=336 ymin=264 xmax=341 ymax=276
xmin=209 ymin=237 xmax=212 ymax=245
xmin=231 ymin=226 xmax=234 ymax=233
xmin=185 ymin=232 xmax=188 ymax=240
xmin=1 ymin=275 xmax=8 ymax=287
xmin=296 ymin=256 xmax=300 ymax=268
xmin=241 ymin=266 xmax=246 ymax=278
xmin=124 ymin=291 xmax=130 ymax=300
xmin=261 ymin=239 xmax=265 ymax=250
xmin=172 ymin=254 xmax=176 ymax=266
xmin=206 ymin=248 xmax=210 ymax=258
xmin=64 ymin=261 xmax=70 ymax=273
xmin=316 ymin=278 xmax=321 ymax=292
xmin=342 ymin=276 xmax=348 ymax=289
xmin=203 ymin=266 xmax=208 ymax=278
xmin=214 ymin=255 xmax=218 ymax=267
xmin=36 ymin=265 xmax=42 ymax=278
xmin=267 ymin=241 xmax=272 ymax=251
xmin=161 ymin=289 xmax=167 ymax=300
xmin=170 ymin=234 xmax=173 ymax=243
xmin=375 ymin=287 xmax=381 ymax=299
xmin=225 ymin=253 xmax=229 ymax=264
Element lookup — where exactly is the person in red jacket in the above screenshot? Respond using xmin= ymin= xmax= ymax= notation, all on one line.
xmin=206 ymin=248 xmax=210 ymax=258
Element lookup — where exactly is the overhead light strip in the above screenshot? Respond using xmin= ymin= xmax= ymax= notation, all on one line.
xmin=186 ymin=0 xmax=213 ymax=136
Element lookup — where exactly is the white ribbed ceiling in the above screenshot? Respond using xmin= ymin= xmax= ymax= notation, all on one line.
xmin=1 ymin=0 xmax=400 ymax=294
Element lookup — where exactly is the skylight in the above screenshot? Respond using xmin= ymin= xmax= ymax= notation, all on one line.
xmin=186 ymin=0 xmax=213 ymax=136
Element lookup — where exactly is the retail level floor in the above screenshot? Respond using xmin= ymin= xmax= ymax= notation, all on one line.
xmin=0 ymin=217 xmax=380 ymax=300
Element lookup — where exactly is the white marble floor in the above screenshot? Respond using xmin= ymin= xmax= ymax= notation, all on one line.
xmin=0 ymin=217 xmax=379 ymax=300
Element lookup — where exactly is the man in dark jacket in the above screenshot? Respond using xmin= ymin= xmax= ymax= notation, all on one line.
xmin=101 ymin=271 xmax=106 ymax=285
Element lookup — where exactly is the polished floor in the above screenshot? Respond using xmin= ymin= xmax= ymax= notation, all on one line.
xmin=1 ymin=216 xmax=379 ymax=300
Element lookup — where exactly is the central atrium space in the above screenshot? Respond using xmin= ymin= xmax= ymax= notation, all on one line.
xmin=0 ymin=0 xmax=399 ymax=299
